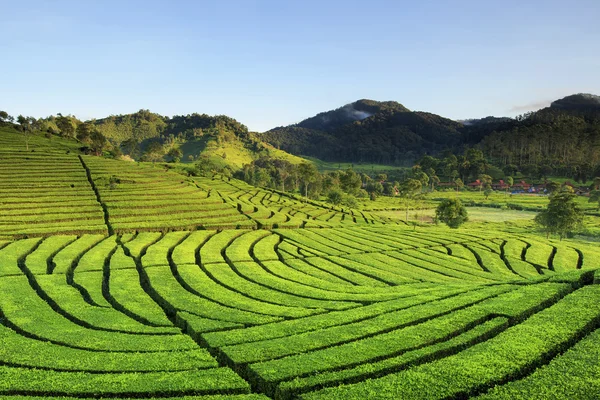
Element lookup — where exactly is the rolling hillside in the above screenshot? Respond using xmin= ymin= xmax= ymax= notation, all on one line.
xmin=91 ymin=109 xmax=305 ymax=169
xmin=0 ymin=128 xmax=391 ymax=240
xmin=1 ymin=126 xmax=600 ymax=400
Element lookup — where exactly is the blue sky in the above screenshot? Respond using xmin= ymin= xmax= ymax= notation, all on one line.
xmin=2 ymin=0 xmax=599 ymax=131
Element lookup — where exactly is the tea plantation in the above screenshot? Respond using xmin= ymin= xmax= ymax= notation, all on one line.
xmin=1 ymin=129 xmax=599 ymax=399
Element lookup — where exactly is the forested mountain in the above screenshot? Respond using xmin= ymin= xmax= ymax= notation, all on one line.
xmin=259 ymin=94 xmax=600 ymax=178
xmin=260 ymin=99 xmax=463 ymax=164
xmin=3 ymin=93 xmax=599 ymax=179
xmin=479 ymin=94 xmax=600 ymax=179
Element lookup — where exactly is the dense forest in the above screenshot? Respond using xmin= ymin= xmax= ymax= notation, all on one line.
xmin=260 ymin=99 xmax=464 ymax=163
xmin=259 ymin=94 xmax=600 ymax=179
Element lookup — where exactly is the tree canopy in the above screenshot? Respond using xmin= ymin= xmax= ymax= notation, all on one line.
xmin=435 ymin=198 xmax=469 ymax=228
xmin=535 ymin=187 xmax=584 ymax=239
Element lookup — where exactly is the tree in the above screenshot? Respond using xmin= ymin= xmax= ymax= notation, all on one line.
xmin=429 ymin=174 xmax=440 ymax=192
xmin=89 ymin=131 xmax=109 ymax=156
xmin=478 ymin=174 xmax=492 ymax=193
xmin=383 ymin=182 xmax=395 ymax=196
xmin=399 ymin=179 xmax=422 ymax=223
xmin=365 ymin=181 xmax=383 ymax=196
xmin=167 ymin=147 xmax=183 ymax=163
xmin=449 ymin=169 xmax=459 ymax=183
xmin=56 ymin=114 xmax=76 ymax=138
xmin=454 ymin=178 xmax=464 ymax=193
xmin=464 ymin=148 xmax=488 ymax=180
xmin=504 ymin=176 xmax=514 ymax=198
xmin=435 ymin=198 xmax=468 ymax=228
xmin=340 ymin=169 xmax=362 ymax=195
xmin=327 ymin=189 xmax=344 ymax=205
xmin=122 ymin=138 xmax=141 ymax=159
xmin=142 ymin=141 xmax=165 ymax=163
xmin=76 ymin=122 xmax=94 ymax=144
xmin=544 ymin=181 xmax=561 ymax=195
xmin=342 ymin=194 xmax=358 ymax=209
xmin=0 ymin=111 xmax=11 ymax=124
xmin=17 ymin=115 xmax=35 ymax=151
xmin=298 ymin=162 xmax=319 ymax=200
xmin=483 ymin=187 xmax=493 ymax=200
xmin=535 ymin=187 xmax=583 ymax=240
xmin=590 ymin=177 xmax=600 ymax=210
xmin=418 ymin=155 xmax=439 ymax=173
xmin=276 ymin=162 xmax=292 ymax=192
xmin=503 ymin=164 xmax=518 ymax=177
xmin=411 ymin=166 xmax=429 ymax=189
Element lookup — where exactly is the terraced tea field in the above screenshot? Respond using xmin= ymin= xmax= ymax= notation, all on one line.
xmin=0 ymin=128 xmax=391 ymax=240
xmin=1 ymin=130 xmax=600 ymax=399
xmin=1 ymin=226 xmax=600 ymax=399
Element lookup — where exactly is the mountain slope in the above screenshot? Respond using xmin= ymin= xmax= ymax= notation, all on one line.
xmin=260 ymin=99 xmax=463 ymax=163
xmin=476 ymin=94 xmax=600 ymax=173
xmin=260 ymin=94 xmax=600 ymax=170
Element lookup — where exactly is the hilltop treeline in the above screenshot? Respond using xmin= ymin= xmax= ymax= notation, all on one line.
xmin=478 ymin=107 xmax=600 ymax=180
xmin=260 ymin=94 xmax=600 ymax=180
xmin=261 ymin=100 xmax=463 ymax=164
xmin=93 ymin=109 xmax=250 ymax=144
xmin=0 ymin=109 xmax=260 ymax=162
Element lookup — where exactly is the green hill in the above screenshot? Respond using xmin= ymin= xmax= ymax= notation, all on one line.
xmin=0 ymin=127 xmax=391 ymax=240
xmin=259 ymin=94 xmax=600 ymax=177
xmin=91 ymin=109 xmax=304 ymax=169
xmin=260 ymin=99 xmax=464 ymax=163
xmin=2 ymin=120 xmax=600 ymax=400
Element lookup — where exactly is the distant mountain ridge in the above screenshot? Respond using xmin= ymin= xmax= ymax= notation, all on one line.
xmin=550 ymin=93 xmax=600 ymax=111
xmin=260 ymin=99 xmax=464 ymax=164
xmin=258 ymin=94 xmax=600 ymax=166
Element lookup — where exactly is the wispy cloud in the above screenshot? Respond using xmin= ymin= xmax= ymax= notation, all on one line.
xmin=508 ymin=100 xmax=552 ymax=113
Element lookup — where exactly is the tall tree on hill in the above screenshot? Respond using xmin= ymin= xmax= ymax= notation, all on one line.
xmin=399 ymin=178 xmax=422 ymax=223
xmin=274 ymin=160 xmax=292 ymax=192
xmin=427 ymin=168 xmax=440 ymax=191
xmin=17 ymin=115 xmax=35 ymax=151
xmin=0 ymin=111 xmax=13 ymax=125
xmin=298 ymin=162 xmax=319 ymax=200
xmin=535 ymin=187 xmax=583 ymax=240
xmin=89 ymin=131 xmax=110 ymax=156
xmin=122 ymin=138 xmax=141 ymax=159
xmin=56 ymin=114 xmax=76 ymax=138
